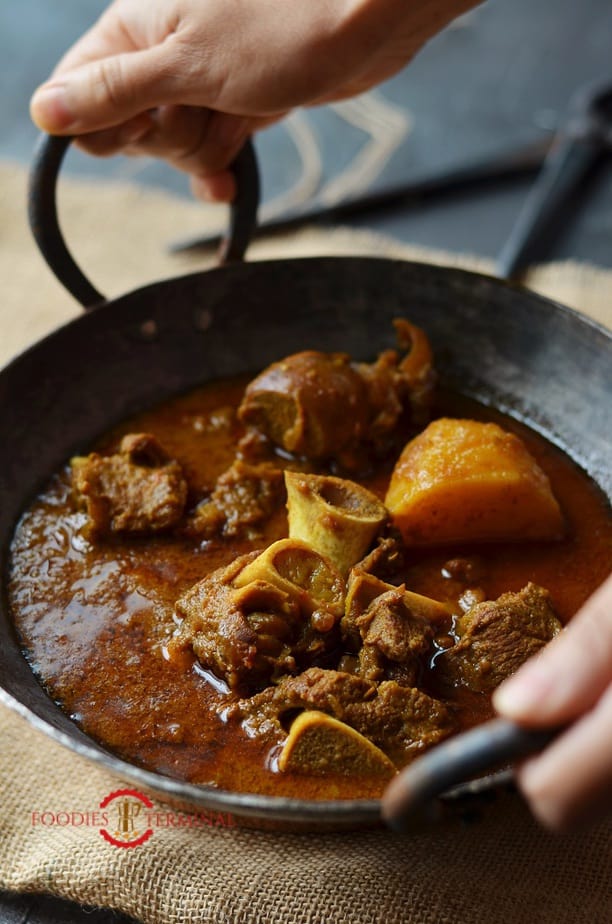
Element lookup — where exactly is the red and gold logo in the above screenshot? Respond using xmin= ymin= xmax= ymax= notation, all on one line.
xmin=99 ymin=789 xmax=155 ymax=848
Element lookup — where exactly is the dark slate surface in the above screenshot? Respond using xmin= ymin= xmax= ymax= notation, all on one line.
xmin=0 ymin=2 xmax=611 ymax=922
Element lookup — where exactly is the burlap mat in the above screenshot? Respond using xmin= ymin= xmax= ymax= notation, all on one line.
xmin=1 ymin=159 xmax=611 ymax=924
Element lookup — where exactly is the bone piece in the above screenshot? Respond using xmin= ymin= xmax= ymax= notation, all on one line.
xmin=278 ymin=710 xmax=397 ymax=778
xmin=346 ymin=572 xmax=452 ymax=623
xmin=232 ymin=538 xmax=345 ymax=619
xmin=284 ymin=471 xmax=388 ymax=576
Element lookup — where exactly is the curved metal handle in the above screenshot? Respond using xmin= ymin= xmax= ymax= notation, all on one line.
xmin=381 ymin=718 xmax=563 ymax=832
xmin=28 ymin=133 xmax=260 ymax=310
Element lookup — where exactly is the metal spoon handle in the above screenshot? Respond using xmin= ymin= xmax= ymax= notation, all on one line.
xmin=381 ymin=718 xmax=562 ymax=832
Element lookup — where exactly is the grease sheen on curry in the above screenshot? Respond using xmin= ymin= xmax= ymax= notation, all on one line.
xmin=8 ymin=321 xmax=612 ymax=801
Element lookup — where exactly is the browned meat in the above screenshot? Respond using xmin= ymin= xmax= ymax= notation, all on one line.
xmin=238 ymin=351 xmax=370 ymax=460
xmin=351 ymin=529 xmax=407 ymax=583
xmin=233 ymin=667 xmax=455 ymax=767
xmin=167 ymin=554 xmax=342 ymax=693
xmin=187 ymin=459 xmax=284 ymax=539
xmin=356 ymin=588 xmax=434 ymax=685
xmin=351 ymin=679 xmax=455 ymax=765
xmin=341 ymin=577 xmax=434 ymax=686
xmin=436 ymin=583 xmax=562 ymax=693
xmin=169 ymin=553 xmax=297 ymax=690
xmin=71 ymin=433 xmax=187 ymax=537
xmin=355 ymin=318 xmax=435 ymax=444
xmin=237 ymin=319 xmax=435 ymax=464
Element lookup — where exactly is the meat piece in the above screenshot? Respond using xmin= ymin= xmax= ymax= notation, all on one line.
xmin=238 ymin=351 xmax=370 ymax=460
xmin=232 ymin=667 xmax=456 ymax=766
xmin=341 ymin=573 xmax=437 ymax=686
xmin=436 ymin=583 xmax=562 ymax=693
xmin=351 ymin=679 xmax=456 ymax=766
xmin=168 ymin=553 xmax=300 ymax=691
xmin=355 ymin=318 xmax=435 ymax=442
xmin=71 ymin=433 xmax=187 ymax=537
xmin=168 ymin=547 xmax=344 ymax=693
xmin=351 ymin=530 xmax=407 ymax=583
xmin=188 ymin=459 xmax=284 ymax=539
xmin=237 ymin=319 xmax=435 ymax=464
xmin=354 ymin=588 xmax=434 ymax=686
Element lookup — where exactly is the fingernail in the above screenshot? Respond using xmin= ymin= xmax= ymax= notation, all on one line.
xmin=30 ymin=84 xmax=74 ymax=132
xmin=492 ymin=664 xmax=553 ymax=717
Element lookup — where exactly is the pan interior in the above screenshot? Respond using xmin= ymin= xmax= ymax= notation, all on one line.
xmin=1 ymin=258 xmax=610 ymax=825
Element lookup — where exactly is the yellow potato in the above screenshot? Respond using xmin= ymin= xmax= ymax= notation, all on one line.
xmin=385 ymin=418 xmax=564 ymax=545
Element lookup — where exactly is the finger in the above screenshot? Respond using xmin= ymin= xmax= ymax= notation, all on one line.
xmin=71 ymin=106 xmax=210 ymax=160
xmin=72 ymin=112 xmax=155 ymax=157
xmin=190 ymin=171 xmax=237 ymax=204
xmin=30 ymin=42 xmax=182 ymax=135
xmin=76 ymin=106 xmax=252 ymax=179
xmin=143 ymin=107 xmax=251 ymax=176
xmin=493 ymin=574 xmax=612 ymax=725
xmin=516 ymin=681 xmax=612 ymax=830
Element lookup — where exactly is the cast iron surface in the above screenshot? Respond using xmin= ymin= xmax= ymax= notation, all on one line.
xmin=1 ymin=254 xmax=611 ymax=826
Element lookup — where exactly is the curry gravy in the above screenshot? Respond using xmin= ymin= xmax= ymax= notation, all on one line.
xmin=8 ymin=380 xmax=612 ymax=800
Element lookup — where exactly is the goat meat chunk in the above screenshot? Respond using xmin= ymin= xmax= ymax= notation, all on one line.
xmin=71 ymin=433 xmax=187 ymax=537
xmin=237 ymin=320 xmax=435 ymax=465
xmin=168 ymin=553 xmax=342 ymax=693
xmin=188 ymin=459 xmax=284 ymax=539
xmin=436 ymin=582 xmax=561 ymax=693
xmin=232 ymin=667 xmax=455 ymax=766
xmin=355 ymin=588 xmax=434 ymax=686
xmin=238 ymin=351 xmax=370 ymax=460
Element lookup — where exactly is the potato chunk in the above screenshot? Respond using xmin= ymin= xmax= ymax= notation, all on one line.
xmin=385 ymin=418 xmax=564 ymax=545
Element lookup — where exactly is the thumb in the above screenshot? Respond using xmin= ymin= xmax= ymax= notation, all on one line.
xmin=30 ymin=44 xmax=181 ymax=134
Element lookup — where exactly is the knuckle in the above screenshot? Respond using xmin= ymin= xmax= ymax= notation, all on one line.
xmin=93 ymin=56 xmax=131 ymax=110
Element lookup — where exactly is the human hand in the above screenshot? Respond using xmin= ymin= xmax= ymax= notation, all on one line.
xmin=29 ymin=0 xmax=478 ymax=202
xmin=493 ymin=572 xmax=612 ymax=830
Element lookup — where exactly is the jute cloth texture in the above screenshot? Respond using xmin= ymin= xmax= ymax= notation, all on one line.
xmin=0 ymin=159 xmax=611 ymax=924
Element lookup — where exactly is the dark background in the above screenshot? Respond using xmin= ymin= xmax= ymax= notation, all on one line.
xmin=1 ymin=1 xmax=611 ymax=921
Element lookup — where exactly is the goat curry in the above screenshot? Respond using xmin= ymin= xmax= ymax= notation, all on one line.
xmin=8 ymin=320 xmax=612 ymax=800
